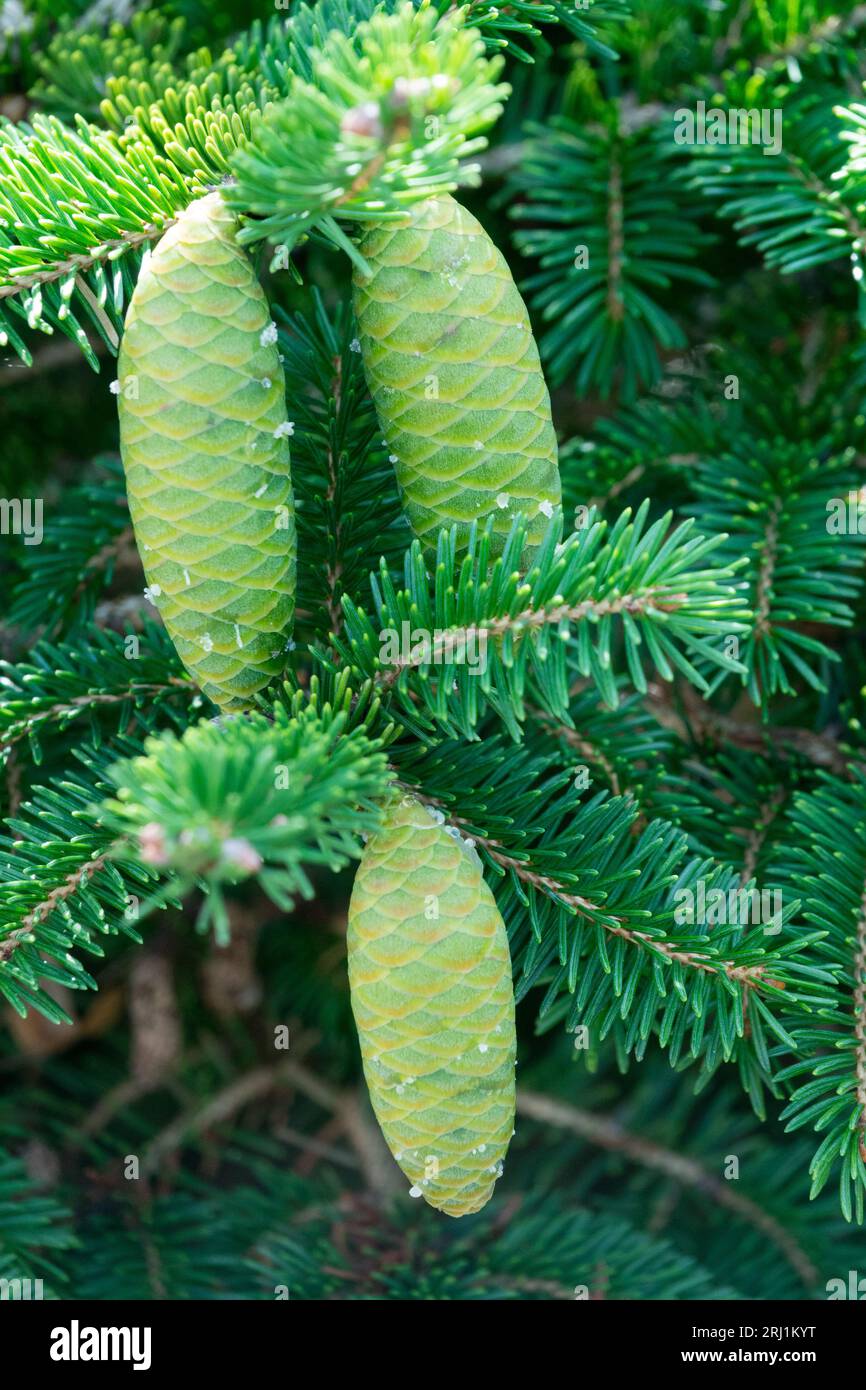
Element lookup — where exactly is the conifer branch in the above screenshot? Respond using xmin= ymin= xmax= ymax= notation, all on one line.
xmin=333 ymin=504 xmax=750 ymax=737
xmin=0 ymin=852 xmax=113 ymax=965
xmin=527 ymin=704 xmax=624 ymax=796
xmin=0 ymin=220 xmax=175 ymax=303
xmin=21 ymin=854 xmax=112 ymax=934
xmin=0 ymin=679 xmax=193 ymax=751
xmin=855 ymin=884 xmax=866 ymax=1161
xmin=6 ymin=0 xmax=866 ymax=1265
xmin=376 ymin=588 xmax=689 ymax=689
xmin=398 ymin=779 xmax=781 ymax=992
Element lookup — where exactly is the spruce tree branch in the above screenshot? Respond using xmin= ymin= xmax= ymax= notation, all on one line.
xmin=0 ymin=679 xmax=194 ymax=750
xmin=281 ymin=1121 xmax=359 ymax=1174
xmin=93 ymin=595 xmax=151 ymax=631
xmin=140 ymin=1055 xmax=401 ymax=1196
xmin=795 ymin=160 xmax=866 ymax=247
xmin=338 ymin=1092 xmax=404 ymax=1199
xmin=0 ymin=220 xmax=175 ymax=303
xmin=516 ymin=1090 xmax=819 ymax=1289
xmin=397 ymin=779 xmax=777 ymax=991
xmin=71 ymin=524 xmax=137 ymax=606
xmin=740 ymin=786 xmax=787 ymax=887
xmin=0 ymin=336 xmax=108 ymax=383
xmin=602 ymin=922 xmax=775 ymax=988
xmin=491 ymin=1275 xmax=577 ymax=1299
xmin=752 ymin=3 xmax=866 ymax=67
xmin=1 ymin=852 xmax=112 ymax=956
xmin=140 ymin=1059 xmax=332 ymax=1177
xmin=377 ymin=589 xmax=688 ymax=689
xmin=588 ymin=461 xmax=647 ymax=514
xmin=4 ymin=749 xmax=21 ymax=819
xmin=325 ymin=353 xmax=346 ymax=638
xmin=712 ymin=0 xmax=751 ymax=63
xmin=72 ymin=1076 xmax=155 ymax=1142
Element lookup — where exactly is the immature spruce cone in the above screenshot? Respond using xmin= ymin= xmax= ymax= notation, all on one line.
xmin=348 ymin=793 xmax=516 ymax=1216
xmin=353 ymin=193 xmax=561 ymax=561
xmin=117 ymin=192 xmax=296 ymax=711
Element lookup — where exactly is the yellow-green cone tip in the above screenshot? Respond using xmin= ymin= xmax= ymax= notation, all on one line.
xmin=348 ymin=792 xmax=517 ymax=1216
xmin=117 ymin=191 xmax=296 ymax=712
xmin=353 ymin=193 xmax=561 ymax=562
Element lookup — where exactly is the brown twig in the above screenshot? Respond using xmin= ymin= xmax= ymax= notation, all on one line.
xmin=138 ymin=1055 xmax=401 ymax=1196
xmin=70 ymin=522 xmax=136 ymax=607
xmin=527 ymin=703 xmax=622 ymax=795
xmin=287 ymin=1116 xmax=358 ymax=1176
xmin=645 ymin=681 xmax=851 ymax=776
xmin=517 ymin=1089 xmax=819 ymax=1291
xmin=740 ymin=786 xmax=788 ymax=887
xmin=606 ymin=148 xmax=625 ymax=324
xmin=753 ymin=498 xmax=782 ymax=641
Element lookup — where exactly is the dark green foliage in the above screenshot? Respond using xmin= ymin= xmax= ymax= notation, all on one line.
xmin=276 ymin=292 xmax=410 ymax=635
xmin=688 ymin=439 xmax=866 ymax=706
xmin=2 ymin=0 xmax=866 ymax=1303
xmin=6 ymin=456 xmax=133 ymax=634
xmin=506 ymin=119 xmax=716 ymax=397
xmin=0 ymin=1156 xmax=76 ymax=1296
xmin=771 ymin=772 xmax=866 ymax=1224
xmin=690 ymin=89 xmax=865 ymax=282
xmin=0 ymin=623 xmax=191 ymax=768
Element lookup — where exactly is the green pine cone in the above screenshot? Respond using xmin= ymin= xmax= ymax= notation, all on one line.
xmin=347 ymin=792 xmax=516 ymax=1217
xmin=117 ymin=192 xmax=296 ymax=712
xmin=353 ymin=193 xmax=561 ymax=560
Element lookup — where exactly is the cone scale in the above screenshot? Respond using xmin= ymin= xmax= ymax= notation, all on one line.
xmin=353 ymin=193 xmax=561 ymax=560
xmin=117 ymin=192 xmax=296 ymax=712
xmin=348 ymin=793 xmax=516 ymax=1216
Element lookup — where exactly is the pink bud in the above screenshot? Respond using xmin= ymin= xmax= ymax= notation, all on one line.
xmin=138 ymin=822 xmax=169 ymax=866
xmin=341 ymin=102 xmax=384 ymax=140
xmin=221 ymin=837 xmax=263 ymax=874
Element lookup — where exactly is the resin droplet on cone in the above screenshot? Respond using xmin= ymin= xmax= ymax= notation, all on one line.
xmin=348 ymin=793 xmax=516 ymax=1216
xmin=117 ymin=192 xmax=296 ymax=711
xmin=353 ymin=193 xmax=561 ymax=561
